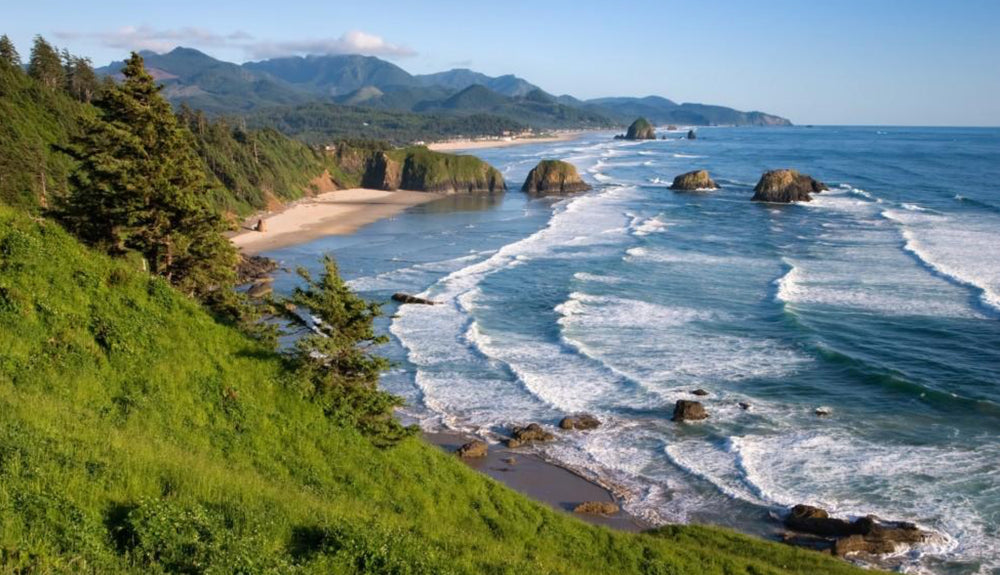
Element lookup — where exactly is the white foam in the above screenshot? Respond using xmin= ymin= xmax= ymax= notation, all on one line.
xmin=672 ymin=153 xmax=705 ymax=159
xmin=882 ymin=208 xmax=1000 ymax=313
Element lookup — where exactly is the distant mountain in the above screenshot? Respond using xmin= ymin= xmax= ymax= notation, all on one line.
xmin=583 ymin=96 xmax=790 ymax=127
xmin=243 ymin=54 xmax=416 ymax=96
xmin=96 ymin=47 xmax=791 ymax=130
xmin=414 ymin=68 xmax=539 ymax=97
xmin=97 ymin=47 xmax=308 ymax=113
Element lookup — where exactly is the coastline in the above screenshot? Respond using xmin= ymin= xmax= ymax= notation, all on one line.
xmin=424 ymin=430 xmax=647 ymax=533
xmin=230 ymin=188 xmax=444 ymax=254
xmin=427 ymin=130 xmax=584 ymax=152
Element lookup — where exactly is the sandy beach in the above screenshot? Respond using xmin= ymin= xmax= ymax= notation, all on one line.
xmin=428 ymin=131 xmax=584 ymax=152
xmin=230 ymin=188 xmax=443 ymax=254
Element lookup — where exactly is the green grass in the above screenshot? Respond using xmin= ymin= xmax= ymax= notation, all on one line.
xmin=389 ymin=146 xmax=504 ymax=192
xmin=0 ymin=205 xmax=871 ymax=574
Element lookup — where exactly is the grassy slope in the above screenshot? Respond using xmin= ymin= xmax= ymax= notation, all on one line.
xmin=0 ymin=207 xmax=869 ymax=574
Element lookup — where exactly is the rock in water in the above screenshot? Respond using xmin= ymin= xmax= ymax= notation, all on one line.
xmin=391 ymin=293 xmax=436 ymax=305
xmin=456 ymin=440 xmax=488 ymax=458
xmin=506 ymin=423 xmax=555 ymax=447
xmin=670 ymin=170 xmax=718 ymax=191
xmin=362 ymin=147 xmax=506 ymax=194
xmin=574 ymin=501 xmax=620 ymax=515
xmin=521 ymin=160 xmax=592 ymax=195
xmin=672 ymin=400 xmax=708 ymax=421
xmin=751 ymin=169 xmax=829 ymax=203
xmin=687 ymin=129 xmax=697 ymax=140
xmin=623 ymin=117 xmax=656 ymax=140
xmin=784 ymin=504 xmax=928 ymax=557
xmin=559 ymin=413 xmax=601 ymax=430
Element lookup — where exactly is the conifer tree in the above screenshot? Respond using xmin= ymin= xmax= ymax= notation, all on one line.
xmin=0 ymin=34 xmax=20 ymax=69
xmin=27 ymin=35 xmax=62 ymax=89
xmin=63 ymin=52 xmax=99 ymax=102
xmin=63 ymin=52 xmax=236 ymax=299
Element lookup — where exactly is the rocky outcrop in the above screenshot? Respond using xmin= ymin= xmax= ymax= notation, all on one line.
xmin=236 ymin=254 xmax=277 ymax=284
xmin=391 ymin=293 xmax=436 ymax=305
xmin=559 ymin=414 xmax=601 ymax=430
xmin=506 ymin=423 xmax=555 ymax=448
xmin=691 ymin=389 xmax=710 ymax=396
xmin=246 ymin=279 xmax=273 ymax=299
xmin=362 ymin=147 xmax=506 ymax=194
xmin=784 ymin=504 xmax=928 ymax=557
xmin=456 ymin=440 xmax=488 ymax=458
xmin=669 ymin=170 xmax=718 ymax=191
xmin=686 ymin=129 xmax=697 ymax=140
xmin=521 ymin=160 xmax=592 ymax=195
xmin=574 ymin=501 xmax=620 ymax=515
xmin=751 ymin=169 xmax=828 ymax=203
xmin=361 ymin=151 xmax=403 ymax=190
xmin=672 ymin=400 xmax=708 ymax=422
xmin=620 ymin=117 xmax=656 ymax=140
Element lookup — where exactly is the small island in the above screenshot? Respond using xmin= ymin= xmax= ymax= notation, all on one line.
xmin=751 ymin=169 xmax=828 ymax=203
xmin=615 ymin=117 xmax=657 ymax=140
xmin=362 ymin=147 xmax=506 ymax=194
xmin=521 ymin=160 xmax=592 ymax=195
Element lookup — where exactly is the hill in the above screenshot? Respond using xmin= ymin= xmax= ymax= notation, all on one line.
xmin=584 ymin=96 xmax=791 ymax=126
xmin=243 ymin=54 xmax=417 ymax=96
xmin=415 ymin=68 xmax=540 ymax=97
xmin=413 ymin=84 xmax=613 ymax=129
xmin=0 ymin=199 xmax=869 ymax=575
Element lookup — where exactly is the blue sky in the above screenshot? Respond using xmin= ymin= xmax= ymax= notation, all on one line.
xmin=5 ymin=0 xmax=999 ymax=125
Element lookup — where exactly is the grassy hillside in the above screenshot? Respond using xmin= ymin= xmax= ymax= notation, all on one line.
xmin=0 ymin=206 xmax=871 ymax=574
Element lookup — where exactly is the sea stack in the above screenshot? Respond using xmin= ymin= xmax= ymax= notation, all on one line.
xmin=669 ymin=170 xmax=718 ymax=191
xmin=751 ymin=169 xmax=828 ymax=203
xmin=687 ymin=129 xmax=697 ymax=140
xmin=624 ymin=117 xmax=656 ymax=140
xmin=521 ymin=160 xmax=592 ymax=195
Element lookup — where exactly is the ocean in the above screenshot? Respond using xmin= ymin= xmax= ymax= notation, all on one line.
xmin=265 ymin=126 xmax=1000 ymax=574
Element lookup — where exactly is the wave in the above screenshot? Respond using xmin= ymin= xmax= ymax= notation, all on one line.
xmin=672 ymin=153 xmax=705 ymax=159
xmin=882 ymin=209 xmax=1000 ymax=313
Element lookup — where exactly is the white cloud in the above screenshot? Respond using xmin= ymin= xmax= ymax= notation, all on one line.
xmin=55 ymin=26 xmax=415 ymax=60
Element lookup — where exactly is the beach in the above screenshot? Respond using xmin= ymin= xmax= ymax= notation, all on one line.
xmin=427 ymin=131 xmax=583 ymax=152
xmin=230 ymin=188 xmax=443 ymax=254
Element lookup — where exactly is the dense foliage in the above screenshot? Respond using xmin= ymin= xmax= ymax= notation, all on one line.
xmin=59 ymin=53 xmax=237 ymax=300
xmin=248 ymin=102 xmax=525 ymax=146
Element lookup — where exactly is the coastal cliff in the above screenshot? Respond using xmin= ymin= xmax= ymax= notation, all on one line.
xmin=360 ymin=146 xmax=505 ymax=194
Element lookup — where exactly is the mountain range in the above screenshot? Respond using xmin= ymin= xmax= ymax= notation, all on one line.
xmin=97 ymin=47 xmax=791 ymax=133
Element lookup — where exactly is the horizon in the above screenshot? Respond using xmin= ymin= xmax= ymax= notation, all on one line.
xmin=4 ymin=0 xmax=1000 ymax=127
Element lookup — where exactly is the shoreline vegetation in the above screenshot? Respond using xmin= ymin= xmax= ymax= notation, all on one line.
xmin=0 ymin=39 xmax=875 ymax=573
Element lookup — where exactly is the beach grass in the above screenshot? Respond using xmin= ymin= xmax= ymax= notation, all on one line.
xmin=0 ymin=204 xmax=871 ymax=574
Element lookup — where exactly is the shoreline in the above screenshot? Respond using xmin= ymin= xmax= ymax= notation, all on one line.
xmin=427 ymin=130 xmax=585 ymax=152
xmin=229 ymin=188 xmax=444 ymax=254
xmin=424 ymin=430 xmax=647 ymax=532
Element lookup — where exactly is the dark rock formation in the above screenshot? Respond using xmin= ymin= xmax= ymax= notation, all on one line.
xmin=670 ymin=170 xmax=718 ymax=191
xmin=392 ymin=293 xmax=436 ymax=305
xmin=691 ymin=389 xmax=710 ymax=396
xmin=624 ymin=117 xmax=656 ymax=140
xmin=672 ymin=400 xmax=708 ymax=422
xmin=559 ymin=414 xmax=601 ymax=430
xmin=815 ymin=407 xmax=832 ymax=417
xmin=361 ymin=151 xmax=403 ymax=190
xmin=784 ymin=504 xmax=928 ymax=557
xmin=738 ymin=402 xmax=752 ymax=411
xmin=507 ymin=423 xmax=555 ymax=448
xmin=236 ymin=254 xmax=277 ymax=284
xmin=573 ymin=501 xmax=620 ymax=515
xmin=686 ymin=129 xmax=697 ymax=140
xmin=751 ymin=169 xmax=829 ymax=203
xmin=456 ymin=440 xmax=488 ymax=458
xmin=521 ymin=160 xmax=592 ymax=195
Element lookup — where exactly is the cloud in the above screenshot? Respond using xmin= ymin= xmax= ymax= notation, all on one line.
xmin=54 ymin=27 xmax=416 ymax=60
xmin=246 ymin=31 xmax=416 ymax=59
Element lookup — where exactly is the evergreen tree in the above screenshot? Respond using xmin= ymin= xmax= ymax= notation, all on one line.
xmin=0 ymin=34 xmax=20 ymax=69
xmin=27 ymin=35 xmax=62 ymax=89
xmin=63 ymin=52 xmax=99 ymax=102
xmin=63 ymin=52 xmax=237 ymax=299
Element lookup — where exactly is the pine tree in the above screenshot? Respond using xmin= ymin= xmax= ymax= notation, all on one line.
xmin=0 ymin=34 xmax=20 ymax=69
xmin=63 ymin=52 xmax=237 ymax=299
xmin=27 ymin=35 xmax=62 ymax=89
xmin=63 ymin=52 xmax=99 ymax=102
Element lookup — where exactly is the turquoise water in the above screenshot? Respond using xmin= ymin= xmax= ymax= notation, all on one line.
xmin=266 ymin=127 xmax=1000 ymax=574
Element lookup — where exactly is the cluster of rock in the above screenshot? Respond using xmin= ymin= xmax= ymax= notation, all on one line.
xmin=506 ymin=423 xmax=555 ymax=448
xmin=783 ymin=504 xmax=928 ymax=557
xmin=391 ymin=293 xmax=435 ymax=305
xmin=669 ymin=170 xmax=718 ymax=191
xmin=573 ymin=501 xmax=620 ymax=516
xmin=521 ymin=160 xmax=592 ymax=195
xmin=751 ymin=169 xmax=828 ymax=203
xmin=615 ymin=117 xmax=656 ymax=140
xmin=236 ymin=254 xmax=277 ymax=284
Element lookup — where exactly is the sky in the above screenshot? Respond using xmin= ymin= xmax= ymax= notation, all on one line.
xmin=4 ymin=0 xmax=999 ymax=126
